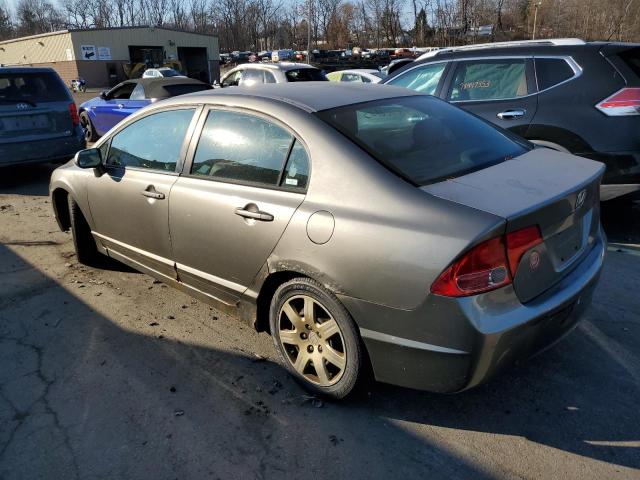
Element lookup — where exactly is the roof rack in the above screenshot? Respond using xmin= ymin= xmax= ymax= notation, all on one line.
xmin=417 ymin=38 xmax=585 ymax=60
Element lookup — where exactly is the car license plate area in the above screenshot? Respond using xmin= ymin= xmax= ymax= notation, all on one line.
xmin=547 ymin=220 xmax=584 ymax=268
xmin=0 ymin=114 xmax=51 ymax=134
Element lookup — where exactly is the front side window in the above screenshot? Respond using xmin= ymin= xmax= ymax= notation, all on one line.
xmin=222 ymin=70 xmax=242 ymax=87
xmin=386 ymin=63 xmax=446 ymax=95
xmin=191 ymin=110 xmax=294 ymax=186
xmin=264 ymin=71 xmax=277 ymax=83
xmin=108 ymin=83 xmax=136 ymax=99
xmin=106 ymin=108 xmax=195 ymax=172
xmin=342 ymin=73 xmax=362 ymax=82
xmin=450 ymin=59 xmax=528 ymax=101
xmin=316 ymin=96 xmax=529 ymax=186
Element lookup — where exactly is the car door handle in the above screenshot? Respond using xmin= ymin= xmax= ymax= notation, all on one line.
xmin=235 ymin=206 xmax=274 ymax=222
xmin=117 ymin=104 xmax=124 ymax=109
xmin=141 ymin=186 xmax=165 ymax=200
xmin=497 ymin=109 xmax=526 ymax=120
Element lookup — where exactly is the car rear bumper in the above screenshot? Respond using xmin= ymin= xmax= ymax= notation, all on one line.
xmin=0 ymin=128 xmax=85 ymax=167
xmin=339 ymin=229 xmax=606 ymax=393
xmin=582 ymin=151 xmax=640 ymax=200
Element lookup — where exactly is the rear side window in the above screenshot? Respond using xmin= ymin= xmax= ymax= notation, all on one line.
xmin=316 ymin=96 xmax=529 ymax=186
xmin=191 ymin=110 xmax=294 ymax=186
xmin=241 ymin=69 xmax=264 ymax=86
xmin=285 ymin=69 xmax=326 ymax=82
xmin=0 ymin=72 xmax=68 ymax=103
xmin=386 ymin=63 xmax=446 ymax=95
xmin=535 ymin=58 xmax=575 ymax=90
xmin=162 ymin=83 xmax=212 ymax=97
xmin=106 ymin=108 xmax=195 ymax=171
xmin=130 ymin=83 xmax=146 ymax=100
xmin=619 ymin=48 xmax=640 ymax=77
xmin=450 ymin=59 xmax=528 ymax=101
xmin=281 ymin=140 xmax=309 ymax=189
xmin=264 ymin=71 xmax=277 ymax=83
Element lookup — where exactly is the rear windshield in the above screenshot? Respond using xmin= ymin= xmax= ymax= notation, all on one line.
xmin=316 ymin=96 xmax=530 ymax=185
xmin=285 ymin=68 xmax=327 ymax=82
xmin=161 ymin=83 xmax=212 ymax=97
xmin=0 ymin=72 xmax=69 ymax=103
xmin=619 ymin=47 xmax=640 ymax=77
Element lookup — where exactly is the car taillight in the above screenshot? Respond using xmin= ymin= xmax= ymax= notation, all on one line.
xmin=431 ymin=226 xmax=543 ymax=297
xmin=69 ymin=103 xmax=80 ymax=126
xmin=595 ymin=87 xmax=640 ymax=116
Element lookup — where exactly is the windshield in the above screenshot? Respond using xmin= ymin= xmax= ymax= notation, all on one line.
xmin=285 ymin=68 xmax=327 ymax=82
xmin=160 ymin=69 xmax=182 ymax=77
xmin=316 ymin=96 xmax=530 ymax=185
xmin=0 ymin=72 xmax=69 ymax=103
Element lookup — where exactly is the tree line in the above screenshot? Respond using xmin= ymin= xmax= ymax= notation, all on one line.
xmin=0 ymin=0 xmax=639 ymax=52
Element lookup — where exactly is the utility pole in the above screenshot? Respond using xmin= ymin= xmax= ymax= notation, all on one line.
xmin=307 ymin=0 xmax=312 ymax=64
xmin=532 ymin=1 xmax=542 ymax=40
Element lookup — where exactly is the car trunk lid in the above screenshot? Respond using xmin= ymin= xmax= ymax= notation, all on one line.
xmin=0 ymin=71 xmax=74 ymax=144
xmin=0 ymin=102 xmax=74 ymax=143
xmin=422 ymin=148 xmax=605 ymax=303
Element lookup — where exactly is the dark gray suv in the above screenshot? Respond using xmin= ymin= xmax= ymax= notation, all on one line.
xmin=0 ymin=67 xmax=85 ymax=167
xmin=383 ymin=39 xmax=640 ymax=200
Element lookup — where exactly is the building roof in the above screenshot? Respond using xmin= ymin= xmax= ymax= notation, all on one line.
xmin=0 ymin=25 xmax=217 ymax=45
xmin=181 ymin=82 xmax=420 ymax=112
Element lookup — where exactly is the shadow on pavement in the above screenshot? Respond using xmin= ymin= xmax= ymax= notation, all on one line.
xmin=0 ymin=163 xmax=60 ymax=197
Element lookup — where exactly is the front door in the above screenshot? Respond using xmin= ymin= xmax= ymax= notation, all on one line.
xmin=445 ymin=58 xmax=538 ymax=136
xmin=92 ymin=82 xmax=137 ymax=134
xmin=169 ymin=108 xmax=310 ymax=305
xmin=87 ymin=107 xmax=198 ymax=279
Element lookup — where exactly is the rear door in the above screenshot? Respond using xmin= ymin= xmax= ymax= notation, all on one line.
xmin=0 ymin=70 xmax=74 ymax=144
xmin=445 ymin=58 xmax=538 ymax=136
xmin=169 ymin=107 xmax=309 ymax=305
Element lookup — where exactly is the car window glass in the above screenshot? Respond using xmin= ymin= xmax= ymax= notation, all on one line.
xmin=222 ymin=70 xmax=242 ymax=87
xmin=285 ymin=68 xmax=326 ymax=82
xmin=130 ymin=83 xmax=146 ymax=100
xmin=241 ymin=69 xmax=264 ymax=86
xmin=191 ymin=110 xmax=293 ymax=186
xmin=316 ymin=96 xmax=529 ymax=186
xmin=361 ymin=75 xmax=371 ymax=83
xmin=109 ymin=83 xmax=135 ymax=99
xmin=281 ymin=140 xmax=309 ymax=189
xmin=106 ymin=108 xmax=195 ymax=171
xmin=263 ymin=71 xmax=277 ymax=83
xmin=386 ymin=63 xmax=446 ymax=95
xmin=450 ymin=60 xmax=527 ymax=101
xmin=0 ymin=72 xmax=68 ymax=102
xmin=535 ymin=58 xmax=574 ymax=90
xmin=342 ymin=73 xmax=362 ymax=82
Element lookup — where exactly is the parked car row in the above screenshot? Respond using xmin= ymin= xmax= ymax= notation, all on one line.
xmin=3 ymin=37 xmax=636 ymax=400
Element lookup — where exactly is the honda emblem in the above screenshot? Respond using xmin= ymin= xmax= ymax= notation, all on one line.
xmin=575 ymin=189 xmax=587 ymax=210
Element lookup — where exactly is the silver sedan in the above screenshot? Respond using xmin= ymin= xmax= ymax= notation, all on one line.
xmin=50 ymin=83 xmax=606 ymax=399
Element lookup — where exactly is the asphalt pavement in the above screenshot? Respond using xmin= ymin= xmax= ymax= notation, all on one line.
xmin=0 ymin=162 xmax=639 ymax=480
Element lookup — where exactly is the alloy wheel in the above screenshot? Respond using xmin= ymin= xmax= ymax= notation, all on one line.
xmin=278 ymin=294 xmax=346 ymax=386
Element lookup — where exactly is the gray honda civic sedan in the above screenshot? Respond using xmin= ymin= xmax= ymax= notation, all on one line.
xmin=49 ymin=83 xmax=606 ymax=399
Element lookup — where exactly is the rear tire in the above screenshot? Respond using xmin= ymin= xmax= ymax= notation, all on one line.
xmin=80 ymin=111 xmax=98 ymax=143
xmin=68 ymin=196 xmax=101 ymax=266
xmin=269 ymin=277 xmax=363 ymax=400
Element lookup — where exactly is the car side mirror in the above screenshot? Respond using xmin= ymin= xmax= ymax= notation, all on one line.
xmin=76 ymin=148 xmax=102 ymax=169
xmin=100 ymin=90 xmax=109 ymax=100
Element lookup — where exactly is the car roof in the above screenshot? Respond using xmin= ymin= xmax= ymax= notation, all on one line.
xmin=0 ymin=66 xmax=57 ymax=74
xmin=173 ymin=82 xmax=419 ymax=112
xmin=241 ymin=62 xmax=318 ymax=71
xmin=335 ymin=69 xmax=379 ymax=74
xmin=119 ymin=77 xmax=208 ymax=97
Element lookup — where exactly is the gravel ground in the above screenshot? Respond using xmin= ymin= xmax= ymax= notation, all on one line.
xmin=0 ymin=163 xmax=639 ymax=480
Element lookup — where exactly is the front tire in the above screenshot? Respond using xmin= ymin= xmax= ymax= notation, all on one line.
xmin=68 ymin=196 xmax=101 ymax=266
xmin=269 ymin=278 xmax=363 ymax=399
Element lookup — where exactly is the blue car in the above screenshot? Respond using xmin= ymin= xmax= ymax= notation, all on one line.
xmin=78 ymin=77 xmax=212 ymax=141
